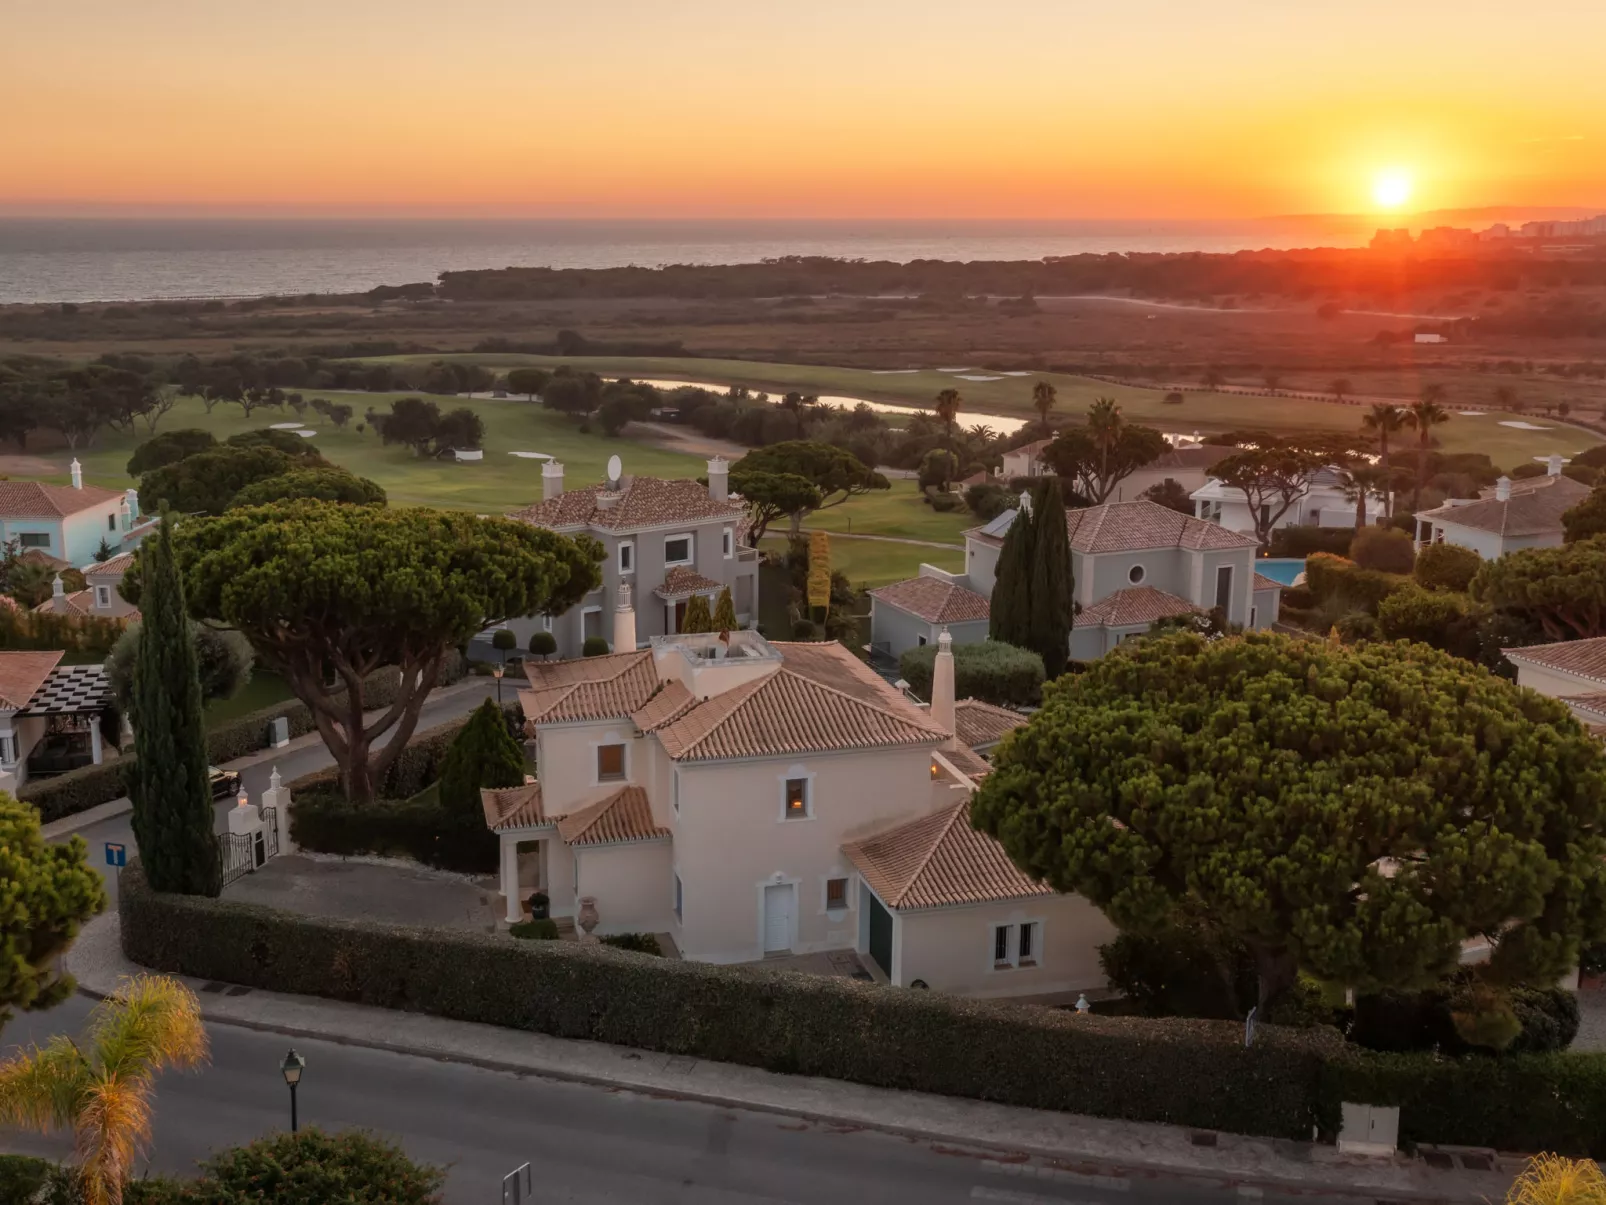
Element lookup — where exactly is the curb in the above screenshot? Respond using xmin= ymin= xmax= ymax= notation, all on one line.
xmin=70 ymin=978 xmax=1480 ymax=1205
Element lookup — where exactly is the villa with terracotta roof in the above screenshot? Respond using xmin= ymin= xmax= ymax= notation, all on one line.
xmin=1505 ymin=636 xmax=1606 ymax=735
xmin=872 ymin=496 xmax=1279 ymax=664
xmin=33 ymin=552 xmax=140 ymax=623
xmin=502 ymin=456 xmax=757 ymax=659
xmin=1000 ymin=439 xmax=1233 ymax=504
xmin=483 ymin=619 xmax=1113 ymax=999
xmin=1415 ymin=459 xmax=1589 ymax=560
xmin=0 ymin=460 xmax=151 ymax=568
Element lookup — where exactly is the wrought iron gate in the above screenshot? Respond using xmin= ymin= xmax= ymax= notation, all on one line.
xmin=219 ymin=832 xmax=257 ymax=887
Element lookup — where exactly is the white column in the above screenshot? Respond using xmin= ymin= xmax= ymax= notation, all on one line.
xmin=502 ymin=836 xmax=523 ymax=923
xmin=89 ymin=721 xmax=103 ymax=765
xmin=260 ymin=767 xmax=294 ymax=854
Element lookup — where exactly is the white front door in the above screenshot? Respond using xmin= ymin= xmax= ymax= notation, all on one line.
xmin=763 ymin=883 xmax=794 ymax=953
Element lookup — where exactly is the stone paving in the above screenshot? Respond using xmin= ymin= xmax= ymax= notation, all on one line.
xmin=224 ymin=853 xmax=501 ymax=932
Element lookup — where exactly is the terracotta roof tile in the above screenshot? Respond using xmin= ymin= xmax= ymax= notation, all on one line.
xmin=631 ymin=680 xmax=698 ymax=732
xmin=86 ymin=553 xmax=137 ymax=577
xmin=936 ymin=745 xmax=996 ymax=781
xmin=1562 ymin=692 xmax=1606 ymax=722
xmin=656 ymin=653 xmax=947 ymax=762
xmin=869 ymin=577 xmax=990 ymax=625
xmin=1416 ymin=474 xmax=1590 ymax=538
xmin=1252 ymin=572 xmax=1285 ymax=592
xmin=656 ymin=566 xmax=725 ymax=599
xmin=0 ymin=651 xmax=66 ymax=711
xmin=34 ymin=588 xmax=140 ymax=621
xmin=509 ymin=475 xmax=743 ymax=532
xmin=953 ymin=698 xmax=1027 ymax=748
xmin=520 ymin=650 xmax=661 ymax=725
xmin=1507 ymin=637 xmax=1606 ymax=687
xmin=0 ymin=480 xmax=125 ymax=519
xmin=481 ymin=781 xmax=547 ymax=832
xmin=1065 ymin=499 xmax=1259 ymax=553
xmin=844 ymin=800 xmax=1053 ymax=910
xmin=555 ymin=785 xmax=668 ymax=846
xmin=1073 ymin=586 xmax=1202 ymax=629
xmin=18 ymin=548 xmax=71 ymax=572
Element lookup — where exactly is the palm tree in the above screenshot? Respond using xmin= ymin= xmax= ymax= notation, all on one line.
xmin=778 ymin=391 xmax=814 ymax=438
xmin=0 ymin=975 xmax=208 ymax=1205
xmin=933 ymin=389 xmax=962 ymax=450
xmin=1330 ymin=378 xmax=1353 ymax=404
xmin=1087 ymin=397 xmax=1124 ymax=492
xmin=1406 ymin=391 xmax=1451 ymax=512
xmin=1342 ymin=464 xmax=1393 ymax=530
xmin=1030 ymin=380 xmax=1056 ymax=432
xmin=1360 ymin=403 xmax=1408 ymax=513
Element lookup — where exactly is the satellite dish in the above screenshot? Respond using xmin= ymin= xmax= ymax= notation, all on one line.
xmin=606 ymin=454 xmax=622 ymax=484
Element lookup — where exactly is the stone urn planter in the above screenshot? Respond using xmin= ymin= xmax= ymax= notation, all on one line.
xmin=577 ymin=895 xmax=600 ymax=944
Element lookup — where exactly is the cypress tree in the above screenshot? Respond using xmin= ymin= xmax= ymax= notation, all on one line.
xmin=1027 ymin=478 xmax=1074 ymax=678
xmin=988 ymin=495 xmax=1036 ymax=648
xmin=438 ymin=699 xmax=527 ymax=823
xmin=129 ymin=514 xmax=220 ymax=896
xmin=711 ymin=586 xmax=738 ymax=633
xmin=681 ymin=593 xmax=714 ymax=633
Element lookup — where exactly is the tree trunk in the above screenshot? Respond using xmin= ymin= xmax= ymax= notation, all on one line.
xmin=1251 ymin=945 xmax=1299 ymax=1015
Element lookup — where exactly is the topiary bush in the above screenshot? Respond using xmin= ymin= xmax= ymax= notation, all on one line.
xmin=601 ymin=932 xmax=663 ymax=956
xmin=528 ymin=630 xmax=557 ymax=657
xmin=1413 ymin=541 xmax=1482 ymax=592
xmin=1349 ymin=526 xmax=1416 ymax=574
xmin=1268 ymin=525 xmax=1355 ymax=559
xmin=120 ymin=860 xmax=1343 ymax=1142
xmin=899 ymin=640 xmax=1045 ymax=707
xmin=194 ymin=1128 xmax=444 ymax=1204
xmin=581 ymin=636 xmax=610 ymax=657
xmin=436 ymin=699 xmax=526 ymax=823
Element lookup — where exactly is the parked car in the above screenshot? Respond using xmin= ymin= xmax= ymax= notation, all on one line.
xmin=209 ymin=766 xmax=242 ymax=799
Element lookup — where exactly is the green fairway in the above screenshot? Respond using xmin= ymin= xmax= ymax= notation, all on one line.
xmin=805 ymin=478 xmax=972 ymax=544
xmin=377 ymin=353 xmax=1600 ymax=469
xmin=761 ymin=535 xmax=965 ymax=589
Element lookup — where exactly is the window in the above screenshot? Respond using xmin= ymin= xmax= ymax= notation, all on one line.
xmin=618 ymin=541 xmax=634 ymax=574
xmin=18 ymin=533 xmax=49 ymax=549
xmin=1309 ymin=509 xmax=1321 ymax=526
xmin=1127 ymin=563 xmax=1146 ymax=585
xmin=0 ymin=733 xmax=15 ymax=764
xmin=783 ymin=777 xmax=809 ymax=820
xmin=581 ymin=607 xmax=603 ymax=641
xmin=674 ymin=874 xmax=683 ymax=921
xmin=917 ymin=634 xmax=927 ymax=647
xmin=1018 ymin=921 xmax=1039 ymax=967
xmin=825 ymin=877 xmax=848 ymax=911
xmin=722 ymin=527 xmax=734 ymax=558
xmin=664 ymin=534 xmax=693 ymax=566
xmin=1258 ymin=503 xmax=1271 ymax=530
xmin=1214 ymin=565 xmax=1234 ymax=611
xmin=95 ymin=586 xmax=111 ymax=609
xmin=597 ymin=743 xmax=626 ymax=782
xmin=991 ymin=922 xmax=1043 ymax=970
xmin=106 ymin=513 xmax=117 ymax=531
xmin=993 ymin=925 xmax=1011 ymax=967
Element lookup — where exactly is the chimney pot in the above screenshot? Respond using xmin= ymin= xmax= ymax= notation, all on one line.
xmin=542 ymin=459 xmax=565 ymax=502
xmin=613 ymin=582 xmax=637 ymax=652
xmin=70 ymin=459 xmax=83 ymax=489
xmin=707 ymin=456 xmax=730 ymax=502
xmin=51 ymin=575 xmax=66 ymax=600
xmin=1495 ymin=476 xmax=1512 ymax=502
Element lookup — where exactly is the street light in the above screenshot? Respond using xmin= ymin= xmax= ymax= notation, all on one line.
xmin=492 ymin=661 xmax=505 ymax=704
xmin=280 ymin=1049 xmax=305 ymax=1132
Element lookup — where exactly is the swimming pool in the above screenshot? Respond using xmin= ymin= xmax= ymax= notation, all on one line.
xmin=1253 ymin=558 xmax=1306 ymax=586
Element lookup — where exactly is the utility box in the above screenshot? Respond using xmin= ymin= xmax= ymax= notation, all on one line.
xmin=269 ymin=717 xmax=290 ymax=748
xmin=1338 ymin=1102 xmax=1400 ymax=1156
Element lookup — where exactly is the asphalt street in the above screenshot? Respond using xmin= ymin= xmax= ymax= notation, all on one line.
xmin=3 ymin=996 xmax=1325 ymax=1205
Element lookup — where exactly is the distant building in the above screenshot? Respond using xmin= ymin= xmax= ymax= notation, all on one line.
xmin=32 ymin=553 xmax=140 ymax=623
xmin=1000 ymin=438 xmax=1054 ymax=480
xmin=1190 ymin=465 xmax=1385 ymax=537
xmin=0 ymin=462 xmax=151 ymax=568
xmin=0 ymin=651 xmax=116 ymax=792
xmin=1414 ymin=458 xmax=1588 ymax=559
xmin=1414 ymin=332 xmax=1448 ymax=344
xmin=1504 ymin=637 xmax=1606 ymax=737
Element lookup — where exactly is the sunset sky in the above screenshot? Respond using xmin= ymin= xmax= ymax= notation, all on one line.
xmin=4 ymin=0 xmax=1604 ymax=220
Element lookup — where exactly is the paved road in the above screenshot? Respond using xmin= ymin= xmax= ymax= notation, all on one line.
xmin=60 ymin=679 xmax=497 ymax=906
xmin=3 ymin=996 xmax=1325 ymax=1205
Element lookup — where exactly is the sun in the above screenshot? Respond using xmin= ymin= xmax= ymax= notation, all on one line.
xmin=1372 ymin=170 xmax=1413 ymax=209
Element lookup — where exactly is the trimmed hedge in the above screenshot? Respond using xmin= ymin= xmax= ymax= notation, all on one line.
xmin=1267 ymin=525 xmax=1354 ymax=559
xmin=18 ymin=654 xmax=468 ymax=823
xmin=900 ymin=640 xmax=1045 ymax=707
xmin=290 ymin=793 xmax=497 ymax=873
xmin=119 ymin=861 xmax=1340 ymax=1141
xmin=1303 ymin=553 xmax=1411 ymax=614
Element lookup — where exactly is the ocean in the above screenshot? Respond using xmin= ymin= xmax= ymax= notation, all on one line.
xmin=0 ymin=216 xmax=1377 ymax=305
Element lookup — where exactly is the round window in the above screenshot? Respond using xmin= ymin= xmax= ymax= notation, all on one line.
xmin=1128 ymin=564 xmax=1146 ymax=585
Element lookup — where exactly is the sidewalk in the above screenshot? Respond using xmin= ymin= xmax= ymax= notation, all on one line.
xmin=39 ymin=677 xmax=493 ymax=841
xmin=66 ymin=914 xmax=1519 ymax=1204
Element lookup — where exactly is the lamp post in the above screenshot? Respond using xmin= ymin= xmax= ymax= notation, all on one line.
xmin=493 ymin=661 xmax=504 ymax=704
xmin=280 ymin=1049 xmax=305 ymax=1132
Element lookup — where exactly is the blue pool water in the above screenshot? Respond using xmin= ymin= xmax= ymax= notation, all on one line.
xmin=1254 ymin=558 xmax=1306 ymax=586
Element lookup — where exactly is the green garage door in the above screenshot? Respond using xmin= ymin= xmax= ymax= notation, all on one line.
xmin=866 ymin=889 xmax=894 ymax=979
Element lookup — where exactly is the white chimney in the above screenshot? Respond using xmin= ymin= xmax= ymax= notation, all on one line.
xmin=542 ymin=460 xmax=565 ymax=501
xmin=707 ymin=456 xmax=729 ymax=502
xmin=51 ymin=575 xmax=66 ymax=603
xmin=931 ymin=628 xmax=956 ymax=736
xmin=1495 ymin=476 xmax=1512 ymax=501
xmin=1546 ymin=454 xmax=1565 ymax=477
xmin=70 ymin=459 xmax=82 ymax=489
xmin=613 ymin=582 xmax=636 ymax=653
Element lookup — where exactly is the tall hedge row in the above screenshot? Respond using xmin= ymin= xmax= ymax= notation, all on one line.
xmin=119 ymin=862 xmax=1338 ymax=1141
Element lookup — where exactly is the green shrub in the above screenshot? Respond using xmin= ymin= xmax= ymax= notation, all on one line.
xmin=1304 ymin=553 xmax=1409 ymax=614
xmin=928 ymin=490 xmax=962 ymax=513
xmin=601 ymin=932 xmax=663 ymax=956
xmin=790 ymin=619 xmax=820 ymax=640
xmin=0 ymin=1155 xmax=53 ymax=1203
xmin=194 ymin=1128 xmax=444 ymax=1204
xmin=120 ymin=861 xmax=1341 ymax=1142
xmin=1350 ymin=976 xmax=1579 ymax=1056
xmin=1350 ymin=527 xmax=1416 ymax=574
xmin=1268 ymin=526 xmax=1354 ymax=559
xmin=899 ymin=640 xmax=1045 ymax=707
xmin=1303 ymin=552 xmax=1354 ymax=601
xmin=1098 ymin=927 xmax=1256 ymax=1021
xmin=581 ymin=636 xmax=610 ymax=657
xmin=964 ymin=482 xmax=1014 ymax=521
xmin=1413 ymin=541 xmax=1482 ymax=592
xmin=510 ymin=918 xmax=560 ymax=940
xmin=290 ymin=793 xmax=496 ymax=873
xmin=528 ymin=630 xmax=557 ymax=656
xmin=437 ymin=699 xmax=526 ymax=823
xmin=1280 ymin=583 xmax=1315 ymax=610
xmin=17 ymin=759 xmax=129 ymax=823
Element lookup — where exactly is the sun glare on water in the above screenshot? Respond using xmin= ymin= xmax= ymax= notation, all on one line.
xmin=1373 ymin=170 xmax=1413 ymax=209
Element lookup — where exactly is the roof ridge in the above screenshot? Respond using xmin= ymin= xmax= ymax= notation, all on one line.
xmin=657 ymin=672 xmax=776 ymax=759
xmin=773 ymin=660 xmax=948 ymax=735
xmin=894 ymin=799 xmax=970 ymax=906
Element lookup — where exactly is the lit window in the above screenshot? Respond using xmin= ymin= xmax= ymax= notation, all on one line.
xmin=664 ymin=535 xmax=693 ymax=565
xmin=783 ymin=777 xmax=809 ymax=820
xmin=618 ymin=541 xmax=634 ymax=574
xmin=597 ymin=743 xmax=626 ymax=782
xmin=1128 ymin=564 xmax=1145 ymax=585
xmin=722 ymin=527 xmax=733 ymax=558
xmin=825 ymin=877 xmax=848 ymax=910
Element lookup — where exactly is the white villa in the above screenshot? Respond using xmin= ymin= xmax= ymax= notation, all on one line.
xmin=869 ymin=498 xmax=1281 ymax=663
xmin=1505 ymin=636 xmax=1606 ymax=735
xmin=1000 ymin=439 xmax=1233 ymax=503
xmin=32 ymin=552 xmax=140 ymax=623
xmin=483 ymin=621 xmax=1117 ymax=1000
xmin=1190 ymin=465 xmax=1386 ymax=538
xmin=1415 ymin=459 xmax=1589 ymax=560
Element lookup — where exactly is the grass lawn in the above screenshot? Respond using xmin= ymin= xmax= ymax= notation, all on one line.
xmin=381 ymin=353 xmax=1601 ymax=469
xmin=759 ymin=535 xmax=964 ymax=590
xmin=809 ymin=479 xmax=970 ymax=544
xmin=204 ymin=670 xmax=295 ymax=728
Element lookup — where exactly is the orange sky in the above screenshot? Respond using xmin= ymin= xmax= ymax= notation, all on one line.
xmin=4 ymin=0 xmax=1604 ymax=219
